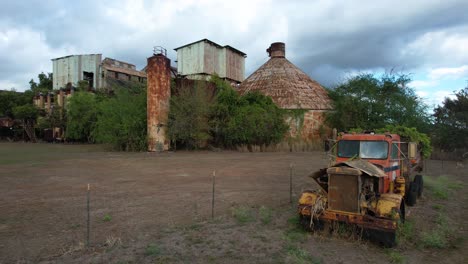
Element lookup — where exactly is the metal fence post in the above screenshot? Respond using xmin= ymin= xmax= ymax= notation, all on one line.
xmin=86 ymin=184 xmax=90 ymax=247
xmin=289 ymin=163 xmax=293 ymax=204
xmin=211 ymin=171 xmax=215 ymax=219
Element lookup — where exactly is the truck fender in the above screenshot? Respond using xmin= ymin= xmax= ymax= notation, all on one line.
xmin=375 ymin=193 xmax=404 ymax=220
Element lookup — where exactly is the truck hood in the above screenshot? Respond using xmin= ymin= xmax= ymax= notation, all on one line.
xmin=329 ymin=159 xmax=386 ymax=177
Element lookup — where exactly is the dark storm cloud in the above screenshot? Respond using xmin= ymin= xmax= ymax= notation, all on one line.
xmin=1 ymin=0 xmax=468 ymax=90
xmin=286 ymin=0 xmax=468 ymax=86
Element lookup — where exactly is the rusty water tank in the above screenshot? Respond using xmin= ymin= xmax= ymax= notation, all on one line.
xmin=147 ymin=49 xmax=171 ymax=152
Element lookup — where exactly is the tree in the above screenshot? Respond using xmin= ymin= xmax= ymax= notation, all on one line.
xmin=29 ymin=72 xmax=53 ymax=94
xmin=92 ymin=83 xmax=147 ymax=151
xmin=209 ymin=76 xmax=288 ymax=148
xmin=327 ymin=73 xmax=431 ymax=132
xmin=0 ymin=90 xmax=32 ymax=117
xmin=432 ymin=87 xmax=468 ymax=151
xmin=167 ymin=81 xmax=212 ymax=149
xmin=12 ymin=104 xmax=39 ymax=121
xmin=66 ymin=92 xmax=98 ymax=142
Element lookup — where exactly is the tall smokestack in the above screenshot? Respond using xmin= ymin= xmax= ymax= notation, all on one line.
xmin=147 ymin=48 xmax=171 ymax=152
xmin=266 ymin=42 xmax=285 ymax=58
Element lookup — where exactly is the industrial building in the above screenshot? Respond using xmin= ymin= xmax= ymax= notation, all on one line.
xmin=51 ymin=54 xmax=146 ymax=90
xmin=174 ymin=39 xmax=246 ymax=84
xmin=238 ymin=42 xmax=332 ymax=145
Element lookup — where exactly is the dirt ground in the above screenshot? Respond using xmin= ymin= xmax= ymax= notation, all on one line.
xmin=0 ymin=142 xmax=466 ymax=264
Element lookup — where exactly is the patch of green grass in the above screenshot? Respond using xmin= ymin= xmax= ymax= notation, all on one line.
xmin=424 ymin=176 xmax=463 ymax=200
xmin=284 ymin=228 xmax=308 ymax=243
xmin=287 ymin=244 xmax=322 ymax=264
xmin=385 ymin=249 xmax=405 ymax=264
xmin=421 ymin=230 xmax=448 ymax=248
xmin=102 ymin=214 xmax=112 ymax=222
xmin=144 ymin=243 xmax=161 ymax=256
xmin=420 ymin=212 xmax=453 ymax=249
xmin=231 ymin=206 xmax=254 ymax=224
xmin=259 ymin=206 xmax=273 ymax=225
xmin=397 ymin=219 xmax=414 ymax=243
xmin=432 ymin=204 xmax=443 ymax=210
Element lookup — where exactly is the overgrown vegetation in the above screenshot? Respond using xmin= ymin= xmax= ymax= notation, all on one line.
xmin=326 ymin=73 xmax=431 ymax=133
xmin=93 ymin=84 xmax=147 ymax=151
xmin=376 ymin=125 xmax=432 ymax=158
xmin=169 ymin=75 xmax=288 ymax=149
xmin=231 ymin=205 xmax=255 ymax=224
xmin=424 ymin=175 xmax=463 ymax=200
xmin=432 ymin=87 xmax=468 ymax=152
xmin=167 ymin=81 xmax=211 ymax=149
xmin=65 ymin=92 xmax=98 ymax=142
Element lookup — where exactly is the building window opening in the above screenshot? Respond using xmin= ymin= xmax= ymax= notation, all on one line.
xmin=83 ymin=71 xmax=94 ymax=88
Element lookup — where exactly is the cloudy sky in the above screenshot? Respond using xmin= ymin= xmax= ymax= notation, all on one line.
xmin=1 ymin=0 xmax=467 ymax=108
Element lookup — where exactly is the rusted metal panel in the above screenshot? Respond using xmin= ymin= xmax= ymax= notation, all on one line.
xmin=328 ymin=173 xmax=360 ymax=213
xmin=147 ymin=54 xmax=171 ymax=151
xmin=175 ymin=39 xmax=245 ymax=83
xmin=238 ymin=43 xmax=332 ymax=110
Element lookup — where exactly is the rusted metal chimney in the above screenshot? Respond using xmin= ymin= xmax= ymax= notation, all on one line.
xmin=266 ymin=42 xmax=286 ymax=58
xmin=147 ymin=47 xmax=171 ymax=152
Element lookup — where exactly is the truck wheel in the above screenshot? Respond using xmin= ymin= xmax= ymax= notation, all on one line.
xmin=414 ymin=175 xmax=423 ymax=197
xmin=406 ymin=182 xmax=417 ymax=206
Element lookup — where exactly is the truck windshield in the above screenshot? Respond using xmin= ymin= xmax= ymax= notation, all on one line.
xmin=338 ymin=140 xmax=388 ymax=159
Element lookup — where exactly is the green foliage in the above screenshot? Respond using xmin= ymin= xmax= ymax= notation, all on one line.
xmin=37 ymin=106 xmax=66 ymax=130
xmin=327 ymin=73 xmax=431 ymax=133
xmin=397 ymin=219 xmax=414 ymax=243
xmin=29 ymin=72 xmax=53 ymax=94
xmin=167 ymin=82 xmax=211 ymax=149
xmin=102 ymin=214 xmax=112 ymax=222
xmin=424 ymin=175 xmax=463 ymax=200
xmin=12 ymin=104 xmax=39 ymax=120
xmin=385 ymin=250 xmax=405 ymax=264
xmin=375 ymin=125 xmax=432 ymax=158
xmin=286 ymin=244 xmax=322 ymax=264
xmin=145 ymin=243 xmax=161 ymax=256
xmin=209 ymin=76 xmax=288 ymax=148
xmin=93 ymin=84 xmax=147 ymax=151
xmin=432 ymin=87 xmax=468 ymax=151
xmin=66 ymin=92 xmax=98 ymax=142
xmin=0 ymin=90 xmax=32 ymax=118
xmin=259 ymin=206 xmax=273 ymax=225
xmin=231 ymin=205 xmax=255 ymax=224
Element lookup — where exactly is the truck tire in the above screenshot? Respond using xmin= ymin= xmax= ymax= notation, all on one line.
xmin=406 ymin=182 xmax=417 ymax=206
xmin=414 ymin=175 xmax=423 ymax=197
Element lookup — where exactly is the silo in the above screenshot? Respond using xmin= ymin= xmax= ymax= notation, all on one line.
xmin=147 ymin=48 xmax=171 ymax=151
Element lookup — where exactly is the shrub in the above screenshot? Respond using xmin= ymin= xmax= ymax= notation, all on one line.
xmin=92 ymin=84 xmax=147 ymax=151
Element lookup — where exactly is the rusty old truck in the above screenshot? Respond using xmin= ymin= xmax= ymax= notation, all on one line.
xmin=298 ymin=132 xmax=424 ymax=246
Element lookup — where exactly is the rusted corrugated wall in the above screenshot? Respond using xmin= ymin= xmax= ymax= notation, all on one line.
xmin=147 ymin=54 xmax=171 ymax=151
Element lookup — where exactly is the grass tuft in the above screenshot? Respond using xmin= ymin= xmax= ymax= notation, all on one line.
xmin=424 ymin=176 xmax=463 ymax=200
xmin=145 ymin=243 xmax=161 ymax=256
xmin=397 ymin=219 xmax=414 ymax=243
xmin=287 ymin=244 xmax=322 ymax=264
xmin=259 ymin=206 xmax=273 ymax=225
xmin=385 ymin=249 xmax=405 ymax=264
xmin=102 ymin=214 xmax=112 ymax=222
xmin=231 ymin=206 xmax=254 ymax=224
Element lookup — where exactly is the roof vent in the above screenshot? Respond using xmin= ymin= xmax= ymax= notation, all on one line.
xmin=266 ymin=42 xmax=285 ymax=58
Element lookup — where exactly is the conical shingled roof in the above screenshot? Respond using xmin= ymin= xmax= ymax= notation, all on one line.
xmin=238 ymin=43 xmax=332 ymax=110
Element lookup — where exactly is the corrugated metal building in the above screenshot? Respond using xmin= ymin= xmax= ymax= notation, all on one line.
xmin=51 ymin=55 xmax=146 ymax=90
xmin=52 ymin=54 xmax=102 ymax=90
xmin=238 ymin=42 xmax=333 ymax=145
xmin=174 ymin=39 xmax=246 ymax=84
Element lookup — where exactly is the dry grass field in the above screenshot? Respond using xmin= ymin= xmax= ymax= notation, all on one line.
xmin=0 ymin=142 xmax=466 ymax=263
